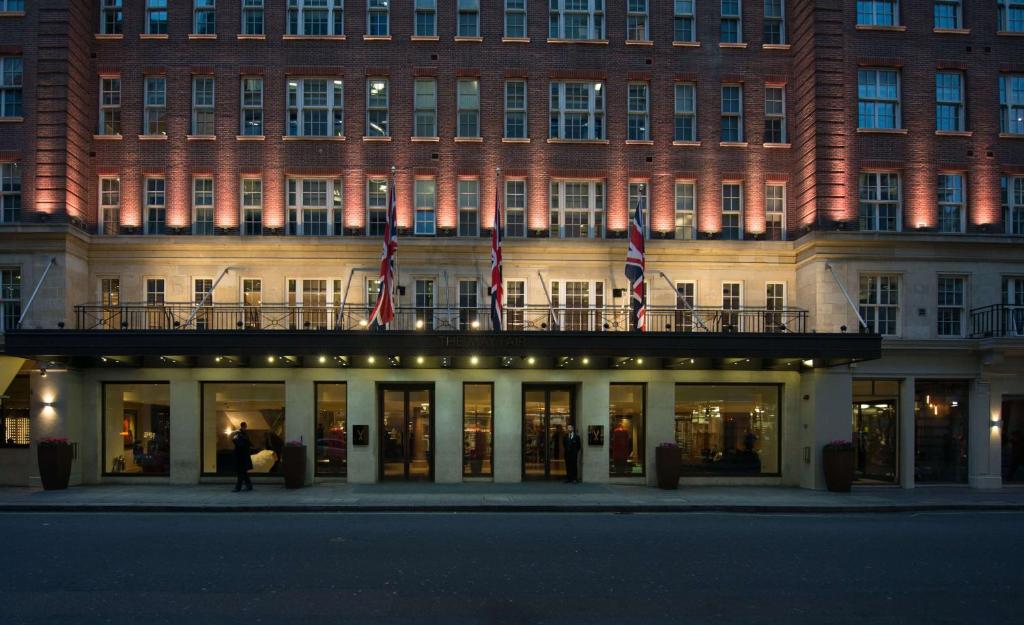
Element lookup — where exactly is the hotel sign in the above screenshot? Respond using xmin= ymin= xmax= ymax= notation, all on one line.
xmin=438 ymin=334 xmax=527 ymax=349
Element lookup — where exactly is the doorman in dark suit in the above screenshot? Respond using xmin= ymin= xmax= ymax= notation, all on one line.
xmin=565 ymin=424 xmax=582 ymax=483
xmin=232 ymin=422 xmax=254 ymax=492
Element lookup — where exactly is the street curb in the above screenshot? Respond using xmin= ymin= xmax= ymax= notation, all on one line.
xmin=2 ymin=503 xmax=1023 ymax=513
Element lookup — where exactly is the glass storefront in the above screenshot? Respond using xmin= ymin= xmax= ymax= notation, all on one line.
xmin=463 ymin=383 xmax=493 ymax=478
xmin=102 ymin=383 xmax=170 ymax=475
xmin=1 ymin=374 xmax=29 ymax=447
xmin=202 ymin=382 xmax=285 ymax=476
xmin=1001 ymin=397 xmax=1024 ymax=483
xmin=380 ymin=385 xmax=434 ymax=481
xmin=315 ymin=382 xmax=347 ymax=477
xmin=523 ymin=385 xmax=575 ymax=480
xmin=609 ymin=383 xmax=645 ymax=477
xmin=852 ymin=379 xmax=899 ymax=483
xmin=674 ymin=384 xmax=780 ymax=476
xmin=914 ymin=380 xmax=968 ymax=483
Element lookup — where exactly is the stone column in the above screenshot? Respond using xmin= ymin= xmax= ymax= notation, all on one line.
xmin=645 ymin=379 xmax=675 ymax=487
xmin=433 ymin=374 xmax=461 ymax=483
xmin=580 ymin=375 xmax=609 ymax=484
xmin=169 ymin=376 xmax=200 ymax=484
xmin=899 ymin=376 xmax=916 ymax=489
xmin=285 ymin=376 xmax=315 ymax=485
xmin=968 ymin=379 xmax=1000 ymax=489
xmin=493 ymin=376 xmax=521 ymax=483
xmin=346 ymin=375 xmax=376 ymax=483
xmin=798 ymin=368 xmax=853 ymax=490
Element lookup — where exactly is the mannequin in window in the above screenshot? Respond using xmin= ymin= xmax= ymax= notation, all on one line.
xmin=611 ymin=418 xmax=632 ymax=475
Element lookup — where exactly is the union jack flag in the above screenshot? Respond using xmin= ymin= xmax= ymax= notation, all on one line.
xmin=368 ymin=172 xmax=398 ymax=329
xmin=624 ymin=188 xmax=646 ymax=332
xmin=490 ymin=174 xmax=504 ymax=331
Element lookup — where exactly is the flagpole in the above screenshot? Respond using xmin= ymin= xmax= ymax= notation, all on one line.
xmin=390 ymin=165 xmax=398 ymax=329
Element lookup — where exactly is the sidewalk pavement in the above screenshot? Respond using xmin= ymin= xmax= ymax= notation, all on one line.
xmin=1 ymin=482 xmax=1023 ymax=513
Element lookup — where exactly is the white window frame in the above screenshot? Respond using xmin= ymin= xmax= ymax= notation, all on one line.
xmin=858 ymin=68 xmax=901 ymax=130
xmin=763 ymin=0 xmax=785 ymax=44
xmin=720 ymin=0 xmax=742 ymax=43
xmin=764 ymin=84 xmax=786 ymax=143
xmin=721 ymin=83 xmax=743 ymax=142
xmin=287 ymin=177 xmax=343 ymax=236
xmin=859 ymin=171 xmax=902 ymax=232
xmin=242 ymin=0 xmax=265 ymax=35
xmin=457 ymin=0 xmax=481 ymax=37
xmin=674 ymin=281 xmax=696 ymax=331
xmin=366 ymin=177 xmax=388 ymax=236
xmin=366 ymin=77 xmax=390 ymax=137
xmin=0 ymin=57 xmax=23 ymax=118
xmin=458 ymin=279 xmax=479 ymax=329
xmin=933 ymin=0 xmax=961 ymax=29
xmin=673 ymin=0 xmax=696 ymax=42
xmin=628 ymin=181 xmax=650 ymax=236
xmin=99 ymin=77 xmax=121 ymax=136
xmin=721 ymin=182 xmax=743 ymax=240
xmin=765 ymin=182 xmax=786 ymax=240
xmin=458 ymin=178 xmax=480 ymax=237
xmin=1003 ymin=175 xmax=1024 ymax=235
xmin=146 ymin=278 xmax=166 ymax=307
xmin=0 ymin=267 xmax=21 ymax=334
xmin=549 ymin=180 xmax=605 ymax=239
xmin=457 ymin=78 xmax=480 ymax=137
xmin=505 ymin=278 xmax=527 ymax=329
xmin=415 ymin=0 xmax=437 ymax=36
xmin=287 ymin=78 xmax=344 ymax=137
xmin=288 ymin=0 xmax=344 ymax=36
xmin=241 ymin=76 xmax=264 ymax=136
xmin=1000 ymin=74 xmax=1024 ymax=135
xmin=191 ymin=76 xmax=215 ymax=136
xmin=549 ymin=81 xmax=606 ymax=140
xmin=937 ymin=173 xmax=965 ymax=233
xmin=0 ymin=0 xmax=24 ymax=12
xmin=192 ymin=176 xmax=215 ymax=235
xmin=627 ymin=82 xmax=649 ymax=141
xmin=859 ymin=274 xmax=900 ymax=336
xmin=146 ymin=0 xmax=168 ymax=35
xmin=0 ymin=162 xmax=21 ymax=224
xmin=857 ymin=0 xmax=899 ymax=26
xmin=674 ymin=82 xmax=697 ymax=142
xmin=194 ymin=0 xmax=217 ymax=35
xmin=937 ymin=275 xmax=966 ymax=337
xmin=721 ymin=281 xmax=743 ymax=331
xmin=99 ymin=176 xmax=121 ymax=235
xmin=504 ymin=79 xmax=528 ymax=138
xmin=414 ymin=177 xmax=437 ymax=235
xmin=549 ymin=0 xmax=605 ymax=40
xmin=626 ymin=0 xmax=649 ymax=41
xmin=241 ymin=177 xmax=263 ymax=235
xmin=144 ymin=76 xmax=167 ymax=135
xmin=550 ymin=279 xmax=605 ymax=331
xmin=674 ymin=180 xmax=696 ymax=240
xmin=367 ymin=0 xmax=390 ymax=36
xmin=144 ymin=176 xmax=167 ymax=235
xmin=100 ymin=0 xmax=124 ymax=35
xmin=505 ymin=178 xmax=527 ymax=237
xmin=936 ymin=71 xmax=964 ymax=132
xmin=999 ymin=0 xmax=1024 ymax=32
xmin=414 ymin=78 xmax=437 ymax=137
xmin=504 ymin=0 xmax=527 ymax=38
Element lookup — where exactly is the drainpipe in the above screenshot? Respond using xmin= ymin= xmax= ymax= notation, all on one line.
xmin=825 ymin=262 xmax=868 ymax=331
xmin=536 ymin=271 xmax=559 ymax=329
xmin=183 ymin=266 xmax=232 ymax=329
xmin=16 ymin=257 xmax=57 ymax=329
xmin=655 ymin=270 xmax=709 ymax=331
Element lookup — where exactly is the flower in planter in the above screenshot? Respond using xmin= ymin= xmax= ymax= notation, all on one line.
xmin=38 ymin=437 xmax=71 ymax=446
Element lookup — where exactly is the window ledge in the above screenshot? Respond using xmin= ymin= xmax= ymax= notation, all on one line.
xmin=186 ymin=134 xmax=217 ymax=141
xmin=411 ymin=35 xmax=440 ymax=41
xmin=997 ymin=31 xmax=1024 ymax=37
xmin=933 ymin=28 xmax=970 ymax=35
xmin=935 ymin=130 xmax=973 ymax=137
xmin=0 ymin=116 xmax=24 ymax=123
xmin=138 ymin=134 xmax=168 ymax=140
xmin=502 ymin=137 xmax=531 ymax=143
xmin=237 ymin=34 xmax=266 ymax=40
xmin=672 ymin=140 xmax=701 ymax=147
xmin=672 ymin=40 xmax=700 ymax=47
xmin=762 ymin=43 xmax=790 ymax=50
xmin=719 ymin=42 xmax=748 ymax=48
xmin=139 ymin=34 xmax=169 ymax=40
xmin=362 ymin=135 xmax=392 ymax=141
xmin=763 ymin=142 xmax=791 ymax=148
xmin=236 ymin=134 xmax=266 ymax=141
xmin=283 ymin=34 xmax=346 ymax=41
xmin=94 ymin=33 xmax=123 ymax=40
xmin=501 ymin=36 xmax=531 ymax=43
xmin=187 ymin=33 xmax=218 ymax=40
xmin=546 ymin=138 xmax=609 ymax=144
xmin=281 ymin=135 xmax=345 ymax=141
xmin=719 ymin=141 xmax=749 ymax=147
xmin=625 ymin=39 xmax=654 ymax=46
xmin=855 ymin=24 xmax=906 ymax=32
xmin=625 ymin=139 xmax=654 ymax=145
xmin=411 ymin=136 xmax=440 ymax=142
xmin=856 ymin=128 xmax=908 ymax=135
xmin=454 ymin=136 xmax=483 ymax=142
xmin=454 ymin=36 xmax=483 ymax=42
xmin=0 ymin=11 xmax=26 ymax=17
xmin=546 ymin=38 xmax=609 ymax=45
xmin=999 ymin=133 xmax=1024 ymax=139
xmin=93 ymin=134 xmax=123 ymax=140
xmin=363 ymin=34 xmax=392 ymax=41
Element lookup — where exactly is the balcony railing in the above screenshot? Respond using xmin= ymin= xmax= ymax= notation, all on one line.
xmin=72 ymin=303 xmax=808 ymax=333
xmin=970 ymin=304 xmax=1024 ymax=338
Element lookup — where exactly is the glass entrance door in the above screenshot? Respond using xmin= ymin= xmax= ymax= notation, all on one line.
xmin=523 ymin=386 xmax=575 ymax=480
xmin=380 ymin=385 xmax=434 ymax=481
xmin=852 ymin=380 xmax=899 ymax=484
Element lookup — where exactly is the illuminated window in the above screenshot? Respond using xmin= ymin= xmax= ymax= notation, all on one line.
xmin=241 ymin=77 xmax=264 ymax=136
xmin=414 ymin=78 xmax=437 ymax=137
xmin=99 ymin=177 xmax=121 ymax=235
xmin=626 ymin=0 xmax=648 ymax=41
xmin=937 ymin=276 xmax=965 ymax=337
xmin=505 ymin=179 xmax=527 ymax=237
xmin=857 ymin=0 xmax=898 ymax=26
xmin=0 ymin=269 xmax=21 ymax=333
xmin=674 ymin=281 xmax=696 ymax=331
xmin=858 ymin=69 xmax=900 ymax=129
xmin=506 ymin=279 xmax=526 ymax=329
xmin=415 ymin=178 xmax=436 ymax=235
xmin=720 ymin=84 xmax=743 ymax=142
xmin=609 ymin=384 xmax=645 ymax=476
xmin=100 ymin=0 xmax=123 ymax=34
xmin=287 ymin=78 xmax=344 ymax=137
xmin=722 ymin=282 xmax=741 ymax=329
xmin=146 ymin=0 xmax=168 ymax=34
xmin=415 ymin=0 xmax=437 ymax=36
xmin=550 ymin=180 xmax=605 ymax=238
xmin=765 ymin=282 xmax=785 ymax=331
xmin=202 ymin=382 xmax=285 ymax=476
xmin=103 ymin=383 xmax=171 ymax=475
xmin=458 ymin=178 xmax=479 ymax=237
xmin=674 ymin=0 xmax=695 ymax=41
xmin=191 ymin=77 xmax=215 ymax=136
xmin=366 ymin=177 xmax=388 ymax=236
xmin=505 ymin=0 xmax=527 ymax=37
xmin=242 ymin=0 xmax=265 ymax=35
xmin=458 ymin=0 xmax=480 ymax=36
xmin=366 ymin=78 xmax=389 ymax=136
xmin=628 ymin=182 xmax=650 ymax=235
xmin=464 ymin=384 xmax=494 ymax=477
xmin=288 ymin=0 xmax=344 ymax=35
xmin=936 ymin=71 xmax=964 ymax=132
xmin=674 ymin=181 xmax=695 ymax=239
xmin=549 ymin=81 xmax=605 ymax=140
xmin=937 ymin=173 xmax=964 ymax=233
xmin=459 ymin=280 xmax=478 ymax=329
xmin=194 ymin=0 xmax=217 ymax=35
xmin=144 ymin=76 xmax=167 ymax=135
xmin=287 ymin=178 xmax=343 ymax=236
xmin=192 ymin=177 xmax=215 ymax=235
xmin=721 ymin=182 xmax=742 ymax=240
xmin=241 ymin=178 xmax=262 ymax=235
xmin=859 ymin=274 xmax=900 ymax=335
xmin=763 ymin=0 xmax=784 ymax=43
xmin=367 ymin=0 xmax=389 ymax=35
xmin=0 ymin=163 xmax=20 ymax=223
xmin=764 ymin=85 xmax=785 ymax=143
xmin=549 ymin=0 xmax=605 ymax=40
xmin=145 ymin=177 xmax=166 ymax=235
xmin=504 ymin=79 xmax=528 ymax=138
xmin=720 ymin=0 xmax=741 ymax=42
xmin=316 ymin=383 xmax=348 ymax=476
xmin=1000 ymin=74 xmax=1024 ymax=135
xmin=765 ymin=183 xmax=785 ymax=240
xmin=627 ymin=82 xmax=649 ymax=141
xmin=674 ymin=83 xmax=696 ymax=141
xmin=99 ymin=77 xmax=121 ymax=135
xmin=859 ymin=172 xmax=901 ymax=231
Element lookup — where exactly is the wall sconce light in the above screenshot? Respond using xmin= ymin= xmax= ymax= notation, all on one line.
xmin=39 ymin=368 xmax=47 ymax=378
xmin=43 ymin=401 xmax=55 ymax=408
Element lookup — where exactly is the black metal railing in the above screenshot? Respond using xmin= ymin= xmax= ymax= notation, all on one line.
xmin=73 ymin=303 xmax=808 ymax=333
xmin=970 ymin=304 xmax=1024 ymax=338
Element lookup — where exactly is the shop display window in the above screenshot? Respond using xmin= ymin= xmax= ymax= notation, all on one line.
xmin=202 ymin=382 xmax=285 ymax=476
xmin=609 ymin=384 xmax=645 ymax=477
xmin=103 ymin=383 xmax=170 ymax=475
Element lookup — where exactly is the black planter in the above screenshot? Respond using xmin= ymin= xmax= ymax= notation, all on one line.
xmin=823 ymin=447 xmax=855 ymax=492
xmin=38 ymin=444 xmax=73 ymax=490
xmin=282 ymin=445 xmax=307 ymax=489
xmin=655 ymin=446 xmax=681 ymax=490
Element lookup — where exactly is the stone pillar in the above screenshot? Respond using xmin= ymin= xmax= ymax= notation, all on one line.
xmin=285 ymin=377 xmax=315 ymax=485
xmin=968 ymin=379 xmax=1000 ymax=489
xmin=798 ymin=368 xmax=853 ymax=490
xmin=493 ymin=376 xmax=521 ymax=483
xmin=169 ymin=376 xmax=200 ymax=484
xmin=346 ymin=376 xmax=376 ymax=483
xmin=645 ymin=379 xmax=675 ymax=487
xmin=899 ymin=376 xmax=916 ymax=489
xmin=29 ymin=369 xmax=83 ymax=486
xmin=580 ymin=375 xmax=609 ymax=484
xmin=433 ymin=374 xmax=461 ymax=483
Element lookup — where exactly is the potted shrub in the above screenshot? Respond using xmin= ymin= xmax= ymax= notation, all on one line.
xmin=282 ymin=439 xmax=307 ymax=489
xmin=822 ymin=440 xmax=855 ymax=492
xmin=655 ymin=442 xmax=681 ymax=490
xmin=37 ymin=438 xmax=73 ymax=490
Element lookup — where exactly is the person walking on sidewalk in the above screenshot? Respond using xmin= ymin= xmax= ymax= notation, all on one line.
xmin=232 ymin=422 xmax=254 ymax=492
xmin=564 ymin=424 xmax=582 ymax=483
